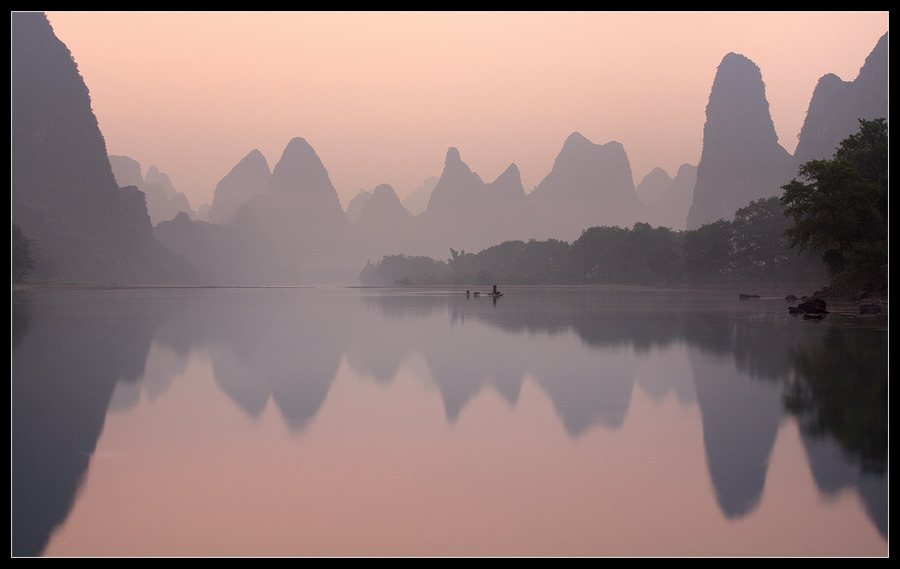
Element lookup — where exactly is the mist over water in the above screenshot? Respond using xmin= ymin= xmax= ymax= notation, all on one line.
xmin=12 ymin=286 xmax=886 ymax=556
xmin=12 ymin=13 xmax=888 ymax=558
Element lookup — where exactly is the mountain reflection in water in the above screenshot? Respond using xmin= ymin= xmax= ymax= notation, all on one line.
xmin=12 ymin=286 xmax=887 ymax=556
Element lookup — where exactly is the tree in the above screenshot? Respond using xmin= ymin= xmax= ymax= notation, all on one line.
xmin=358 ymin=254 xmax=450 ymax=286
xmin=682 ymin=219 xmax=733 ymax=281
xmin=570 ymin=226 xmax=627 ymax=282
xmin=780 ymin=118 xmax=887 ymax=290
xmin=732 ymin=197 xmax=788 ymax=271
xmin=731 ymin=197 xmax=825 ymax=283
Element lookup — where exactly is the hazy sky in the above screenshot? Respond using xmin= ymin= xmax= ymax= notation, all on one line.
xmin=42 ymin=11 xmax=888 ymax=210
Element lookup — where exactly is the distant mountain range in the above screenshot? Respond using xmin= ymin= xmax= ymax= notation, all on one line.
xmin=108 ymin=155 xmax=195 ymax=226
xmin=11 ymin=12 xmax=887 ymax=285
xmin=687 ymin=36 xmax=888 ymax=229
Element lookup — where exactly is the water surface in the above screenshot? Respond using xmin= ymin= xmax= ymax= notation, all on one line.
xmin=12 ymin=286 xmax=887 ymax=556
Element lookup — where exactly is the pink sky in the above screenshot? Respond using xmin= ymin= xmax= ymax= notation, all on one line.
xmin=43 ymin=11 xmax=888 ymax=210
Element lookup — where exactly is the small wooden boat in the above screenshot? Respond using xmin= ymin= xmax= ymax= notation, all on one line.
xmin=465 ymin=289 xmax=503 ymax=298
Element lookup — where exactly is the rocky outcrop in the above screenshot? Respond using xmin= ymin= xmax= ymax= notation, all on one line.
xmin=143 ymin=166 xmax=193 ymax=224
xmin=357 ymin=183 xmax=411 ymax=230
xmin=206 ymin=149 xmax=271 ymax=225
xmin=792 ymin=32 xmax=888 ymax=167
xmin=788 ymin=297 xmax=828 ymax=318
xmin=353 ymin=184 xmax=413 ymax=258
xmin=530 ymin=132 xmax=642 ymax=240
xmin=425 ymin=147 xmax=487 ymax=215
xmin=107 ymin=154 xmax=144 ymax=188
xmin=11 ymin=12 xmax=194 ymax=285
xmin=244 ymin=137 xmax=349 ymax=234
xmin=686 ymin=53 xmax=793 ymax=230
xmin=635 ymin=164 xmax=696 ymax=230
xmin=160 ymin=137 xmax=360 ymax=284
xmin=403 ymin=147 xmax=538 ymax=259
xmin=267 ymin=138 xmax=344 ymax=213
xmin=402 ymin=176 xmax=439 ymax=216
xmin=487 ymin=163 xmax=528 ymax=202
xmin=345 ymin=189 xmax=372 ymax=224
xmin=109 ymin=156 xmax=194 ymax=226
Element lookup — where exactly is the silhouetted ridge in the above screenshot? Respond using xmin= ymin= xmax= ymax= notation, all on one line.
xmin=207 ymin=148 xmax=271 ymax=224
xmin=15 ymin=15 xmax=886 ymax=286
xmin=633 ymin=165 xmax=694 ymax=231
xmin=358 ymin=184 xmax=411 ymax=229
xmin=793 ymin=31 xmax=888 ymax=167
xmin=426 ymin=146 xmax=486 ymax=213
xmin=349 ymin=183 xmax=412 ymax=261
xmin=487 ymin=163 xmax=526 ymax=201
xmin=530 ymin=131 xmax=641 ymax=240
xmin=546 ymin=132 xmax=617 ymax=193
xmin=268 ymin=137 xmax=344 ymax=217
xmin=635 ymin=167 xmax=673 ymax=207
xmin=108 ymin=157 xmax=194 ymax=225
xmin=686 ymin=52 xmax=792 ymax=229
xmin=11 ymin=12 xmax=194 ymax=284
xmin=345 ymin=188 xmax=373 ymax=224
xmin=402 ymin=176 xmax=439 ymax=216
xmin=533 ymin=132 xmax=637 ymax=202
xmin=108 ymin=155 xmax=144 ymax=188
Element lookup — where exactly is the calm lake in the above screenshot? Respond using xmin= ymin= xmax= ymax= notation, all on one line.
xmin=12 ymin=285 xmax=887 ymax=557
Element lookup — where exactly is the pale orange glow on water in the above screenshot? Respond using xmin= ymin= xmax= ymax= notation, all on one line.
xmin=42 ymin=344 xmax=884 ymax=557
xmin=42 ymin=11 xmax=887 ymax=209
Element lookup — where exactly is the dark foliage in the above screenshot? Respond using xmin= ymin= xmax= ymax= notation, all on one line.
xmin=781 ymin=118 xmax=887 ymax=292
xmin=359 ymin=206 xmax=823 ymax=287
